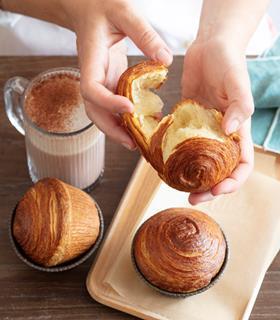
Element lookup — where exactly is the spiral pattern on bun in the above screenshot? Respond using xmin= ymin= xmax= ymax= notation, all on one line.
xmin=163 ymin=137 xmax=240 ymax=192
xmin=117 ymin=60 xmax=240 ymax=193
xmin=132 ymin=208 xmax=227 ymax=294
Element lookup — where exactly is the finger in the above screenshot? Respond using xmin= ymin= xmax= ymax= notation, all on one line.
xmin=222 ymin=64 xmax=254 ymax=134
xmin=188 ymin=191 xmax=215 ymax=206
xmin=105 ymin=40 xmax=128 ymax=92
xmin=77 ymin=33 xmax=133 ymax=114
xmin=113 ymin=7 xmax=173 ymax=65
xmin=181 ymin=47 xmax=201 ymax=99
xmin=85 ymin=100 xmax=136 ymax=150
xmin=212 ymin=120 xmax=254 ymax=195
xmin=211 ymin=162 xmax=253 ymax=195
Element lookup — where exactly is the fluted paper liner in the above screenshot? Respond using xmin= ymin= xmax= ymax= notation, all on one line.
xmin=102 ymin=151 xmax=280 ymax=320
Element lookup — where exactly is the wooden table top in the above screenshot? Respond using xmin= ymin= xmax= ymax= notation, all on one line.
xmin=0 ymin=56 xmax=279 ymax=320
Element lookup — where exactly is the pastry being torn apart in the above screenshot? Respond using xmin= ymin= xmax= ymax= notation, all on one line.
xmin=117 ymin=60 xmax=240 ymax=193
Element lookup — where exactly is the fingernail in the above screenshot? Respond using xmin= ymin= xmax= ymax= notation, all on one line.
xmin=121 ymin=105 xmax=133 ymax=114
xmin=226 ymin=118 xmax=240 ymax=134
xmin=122 ymin=142 xmax=136 ymax=151
xmin=188 ymin=191 xmax=214 ymax=205
xmin=156 ymin=48 xmax=173 ymax=66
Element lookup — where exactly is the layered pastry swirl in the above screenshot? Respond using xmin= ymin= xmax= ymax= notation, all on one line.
xmin=132 ymin=208 xmax=227 ymax=294
xmin=117 ymin=61 xmax=240 ymax=192
xmin=13 ymin=178 xmax=100 ymax=267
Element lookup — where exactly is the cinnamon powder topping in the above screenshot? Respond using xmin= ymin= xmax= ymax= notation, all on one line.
xmin=25 ymin=73 xmax=85 ymax=133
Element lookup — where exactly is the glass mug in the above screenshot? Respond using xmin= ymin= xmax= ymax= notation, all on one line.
xmin=4 ymin=67 xmax=105 ymax=191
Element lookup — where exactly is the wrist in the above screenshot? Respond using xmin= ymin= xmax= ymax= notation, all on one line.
xmin=196 ymin=0 xmax=270 ymax=57
xmin=194 ymin=33 xmax=247 ymax=57
xmin=190 ymin=36 xmax=247 ymax=73
xmin=196 ymin=21 xmax=250 ymax=54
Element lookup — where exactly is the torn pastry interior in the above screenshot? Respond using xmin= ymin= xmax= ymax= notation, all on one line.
xmin=117 ymin=60 xmax=240 ymax=193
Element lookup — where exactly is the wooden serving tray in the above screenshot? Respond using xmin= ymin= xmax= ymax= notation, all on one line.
xmin=86 ymin=157 xmax=162 ymax=318
xmin=86 ymin=149 xmax=280 ymax=319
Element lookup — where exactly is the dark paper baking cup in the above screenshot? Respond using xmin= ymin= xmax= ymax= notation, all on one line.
xmin=9 ymin=198 xmax=104 ymax=272
xmin=131 ymin=226 xmax=229 ymax=298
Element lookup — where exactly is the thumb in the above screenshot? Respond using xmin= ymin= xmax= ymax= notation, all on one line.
xmin=222 ymin=65 xmax=254 ymax=135
xmin=77 ymin=33 xmax=133 ymax=114
xmin=114 ymin=7 xmax=173 ymax=65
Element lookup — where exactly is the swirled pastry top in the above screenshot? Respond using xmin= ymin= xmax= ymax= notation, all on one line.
xmin=117 ymin=61 xmax=240 ymax=192
xmin=133 ymin=208 xmax=226 ymax=293
xmin=13 ymin=178 xmax=100 ymax=267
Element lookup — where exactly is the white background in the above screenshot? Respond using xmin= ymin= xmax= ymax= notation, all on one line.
xmin=269 ymin=0 xmax=280 ymax=29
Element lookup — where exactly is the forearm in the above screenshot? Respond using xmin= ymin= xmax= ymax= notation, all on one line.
xmin=1 ymin=0 xmax=70 ymax=29
xmin=197 ymin=0 xmax=270 ymax=51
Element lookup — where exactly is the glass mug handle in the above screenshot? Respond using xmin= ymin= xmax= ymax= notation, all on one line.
xmin=4 ymin=76 xmax=30 ymax=136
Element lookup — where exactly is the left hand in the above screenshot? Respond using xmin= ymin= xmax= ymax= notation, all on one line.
xmin=182 ymin=38 xmax=254 ymax=205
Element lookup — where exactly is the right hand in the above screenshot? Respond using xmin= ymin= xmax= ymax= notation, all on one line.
xmin=60 ymin=0 xmax=173 ymax=149
xmin=181 ymin=38 xmax=254 ymax=204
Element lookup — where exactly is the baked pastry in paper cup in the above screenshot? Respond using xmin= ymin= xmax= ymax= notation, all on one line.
xmin=131 ymin=208 xmax=229 ymax=297
xmin=117 ymin=60 xmax=240 ymax=193
xmin=9 ymin=178 xmax=104 ymax=272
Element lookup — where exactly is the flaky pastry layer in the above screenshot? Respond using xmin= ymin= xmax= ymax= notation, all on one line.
xmin=133 ymin=208 xmax=226 ymax=293
xmin=13 ymin=178 xmax=100 ymax=267
xmin=117 ymin=60 xmax=240 ymax=192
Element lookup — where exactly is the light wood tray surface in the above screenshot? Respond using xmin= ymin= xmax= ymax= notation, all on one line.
xmin=87 ymin=149 xmax=280 ymax=320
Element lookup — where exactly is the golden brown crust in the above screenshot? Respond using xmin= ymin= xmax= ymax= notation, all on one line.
xmin=117 ymin=60 xmax=168 ymax=160
xmin=158 ymin=99 xmax=240 ymax=192
xmin=163 ymin=137 xmax=240 ymax=192
xmin=149 ymin=114 xmax=173 ymax=173
xmin=117 ymin=60 xmax=167 ymax=98
xmin=13 ymin=178 xmax=100 ymax=267
xmin=122 ymin=113 xmax=151 ymax=160
xmin=13 ymin=178 xmax=68 ymax=266
xmin=133 ymin=208 xmax=226 ymax=293
xmin=117 ymin=61 xmax=241 ymax=192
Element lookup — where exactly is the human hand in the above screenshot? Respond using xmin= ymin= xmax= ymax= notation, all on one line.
xmin=182 ymin=38 xmax=254 ymax=204
xmin=60 ymin=0 xmax=173 ymax=149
